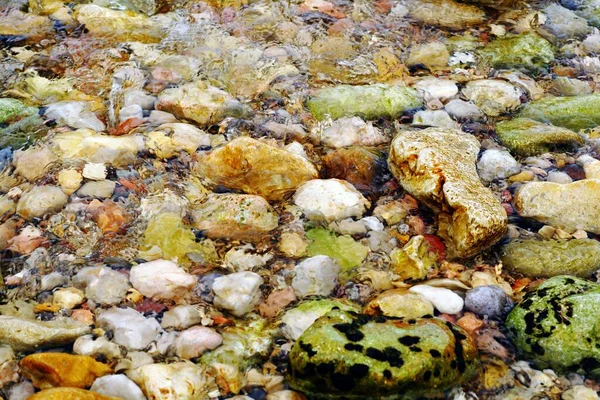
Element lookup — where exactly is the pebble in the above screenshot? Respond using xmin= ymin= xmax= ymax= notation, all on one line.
xmin=444 ymin=99 xmax=483 ymax=120
xmin=90 ymin=375 xmax=146 ymax=400
xmin=0 ymin=316 xmax=90 ymax=352
xmin=477 ymin=149 xmax=521 ymax=182
xmin=546 ymin=171 xmax=573 ymax=183
xmin=462 ymin=80 xmax=522 ymax=116
xmin=77 ymin=180 xmax=116 ymax=199
xmin=12 ymin=146 xmax=58 ymax=182
xmin=174 ymin=326 xmax=223 ymax=359
xmin=127 ymin=362 xmax=214 ymax=400
xmin=161 ymin=305 xmax=204 ymax=330
xmin=52 ymin=287 xmax=85 ymax=309
xmin=57 ymin=169 xmax=83 ymax=195
xmin=464 ymin=285 xmax=513 ymax=318
xmin=212 ymin=271 xmax=264 ymax=316
xmin=118 ymin=104 xmax=144 ymax=123
xmin=292 ymin=255 xmax=341 ymax=298
xmin=318 ymin=117 xmax=387 ymax=148
xmin=82 ymin=163 xmax=107 ymax=181
xmin=408 ymin=285 xmax=464 ymax=314
xmin=130 ymin=259 xmax=197 ymax=303
xmin=0 ymin=345 xmax=18 ymax=389
xmin=413 ymin=77 xmax=458 ymax=100
xmin=72 ymin=267 xmax=131 ymax=305
xmin=73 ymin=335 xmax=121 ymax=359
xmin=17 ymin=186 xmax=68 ymax=220
xmin=293 ymin=179 xmax=370 ymax=223
xmin=97 ymin=307 xmax=161 ymax=350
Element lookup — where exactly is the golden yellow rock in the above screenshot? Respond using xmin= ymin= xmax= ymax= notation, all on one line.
xmin=388 ymin=128 xmax=507 ymax=259
xmin=515 ymin=179 xmax=600 ymax=234
xmin=364 ymin=288 xmax=435 ymax=319
xmin=28 ymin=387 xmax=118 ymax=400
xmin=199 ymin=137 xmax=318 ymax=201
xmin=20 ymin=353 xmax=112 ymax=389
xmin=389 ymin=235 xmax=438 ymax=281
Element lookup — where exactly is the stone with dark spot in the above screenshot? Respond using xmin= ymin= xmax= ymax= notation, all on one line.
xmin=288 ymin=309 xmax=479 ymax=399
xmin=507 ymin=276 xmax=600 ymax=377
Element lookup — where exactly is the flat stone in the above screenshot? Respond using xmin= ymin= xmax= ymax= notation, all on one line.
xmin=517 ymin=94 xmax=600 ymax=132
xmin=514 ymin=179 xmax=600 ymax=234
xmin=502 ymin=238 xmax=600 ymax=277
xmin=0 ymin=316 xmax=90 ymax=352
xmin=388 ymin=128 xmax=507 ymax=258
xmin=191 ymin=193 xmax=279 ymax=241
xmin=288 ymin=309 xmax=478 ymax=399
xmin=404 ymin=0 xmax=486 ymax=29
xmin=198 ymin=137 xmax=318 ymax=201
xmin=77 ymin=180 xmax=116 ymax=199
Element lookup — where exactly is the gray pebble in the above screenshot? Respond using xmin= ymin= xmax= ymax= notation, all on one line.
xmin=464 ymin=285 xmax=513 ymax=318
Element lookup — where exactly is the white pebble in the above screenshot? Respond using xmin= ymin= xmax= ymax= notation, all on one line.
xmin=130 ymin=259 xmax=197 ymax=303
xmin=82 ymin=163 xmax=107 ymax=181
xmin=91 ymin=374 xmax=146 ymax=400
xmin=212 ymin=271 xmax=264 ymax=317
xmin=546 ymin=171 xmax=573 ymax=184
xmin=408 ymin=285 xmax=464 ymax=314
xmin=292 ymin=256 xmax=340 ymax=298
xmin=52 ymin=287 xmax=85 ymax=309
xmin=477 ymin=149 xmax=521 ymax=182
xmin=294 ymin=179 xmax=370 ymax=222
xmin=97 ymin=307 xmax=161 ymax=350
xmin=175 ymin=326 xmax=223 ymax=359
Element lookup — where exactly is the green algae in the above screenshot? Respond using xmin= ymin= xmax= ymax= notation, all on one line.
xmin=305 ymin=228 xmax=369 ymax=274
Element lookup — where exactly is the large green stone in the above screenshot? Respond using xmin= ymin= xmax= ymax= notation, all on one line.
xmin=496 ymin=118 xmax=585 ymax=156
xmin=502 ymin=239 xmax=600 ymax=278
xmin=477 ymin=33 xmax=555 ymax=72
xmin=307 ymin=84 xmax=422 ymax=121
xmin=288 ymin=309 xmax=479 ymax=399
xmin=0 ymin=98 xmax=37 ymax=125
xmin=506 ymin=276 xmax=600 ymax=376
xmin=517 ymin=95 xmax=600 ymax=132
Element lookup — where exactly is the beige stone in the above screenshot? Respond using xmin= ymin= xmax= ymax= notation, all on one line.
xmin=515 ymin=179 xmax=600 ymax=234
xmin=0 ymin=316 xmax=90 ymax=352
xmin=388 ymin=128 xmax=507 ymax=258
xmin=199 ymin=137 xmax=318 ymax=201
xmin=13 ymin=146 xmax=58 ymax=182
xmin=364 ymin=288 xmax=435 ymax=319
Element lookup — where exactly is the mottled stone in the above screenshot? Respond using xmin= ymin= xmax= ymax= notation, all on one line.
xmin=502 ymin=238 xmax=600 ymax=278
xmin=388 ymin=128 xmax=507 ymax=259
xmin=506 ymin=276 xmax=600 ymax=376
xmin=477 ymin=33 xmax=555 ymax=72
xmin=404 ymin=0 xmax=486 ymax=29
xmin=288 ymin=309 xmax=478 ymax=399
xmin=191 ymin=193 xmax=278 ymax=240
xmin=517 ymin=94 xmax=600 ymax=132
xmin=514 ymin=179 xmax=600 ymax=234
xmin=0 ymin=316 xmax=90 ymax=352
xmin=496 ymin=118 xmax=584 ymax=156
xmin=199 ymin=137 xmax=318 ymax=201
xmin=307 ymin=84 xmax=422 ymax=121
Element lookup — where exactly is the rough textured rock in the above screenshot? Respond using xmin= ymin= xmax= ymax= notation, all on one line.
xmin=307 ymin=84 xmax=422 ymax=121
xmin=0 ymin=316 xmax=90 ymax=352
xmin=191 ymin=193 xmax=279 ymax=240
xmin=502 ymin=238 xmax=600 ymax=278
xmin=13 ymin=146 xmax=58 ymax=182
xmin=199 ymin=137 xmax=318 ymax=201
xmin=389 ymin=235 xmax=438 ymax=281
xmin=388 ymin=128 xmax=507 ymax=259
xmin=72 ymin=266 xmax=131 ymax=305
xmin=477 ymin=33 xmax=555 ymax=72
xmin=156 ymin=81 xmax=250 ymax=126
xmin=496 ymin=118 xmax=584 ymax=156
xmin=404 ymin=0 xmax=486 ymax=30
xmin=517 ymin=94 xmax=600 ymax=131
xmin=506 ymin=276 xmax=600 ymax=376
xmin=20 ymin=353 xmax=111 ymax=390
xmin=293 ymin=179 xmax=370 ymax=223
xmin=17 ymin=186 xmax=68 ymax=220
xmin=462 ymin=80 xmax=522 ymax=116
xmin=288 ymin=309 xmax=478 ymax=399
xmin=127 ymin=362 xmax=214 ymax=400
xmin=514 ymin=180 xmax=600 ymax=234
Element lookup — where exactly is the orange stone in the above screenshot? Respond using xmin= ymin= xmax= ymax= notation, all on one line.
xmin=20 ymin=353 xmax=112 ymax=389
xmin=28 ymin=387 xmax=118 ymax=400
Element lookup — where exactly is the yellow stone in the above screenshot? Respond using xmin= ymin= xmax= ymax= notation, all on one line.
xmin=198 ymin=137 xmax=318 ymax=201
xmin=389 ymin=235 xmax=438 ymax=281
xmin=20 ymin=353 xmax=112 ymax=389
xmin=364 ymin=288 xmax=435 ymax=319
xmin=28 ymin=387 xmax=118 ymax=400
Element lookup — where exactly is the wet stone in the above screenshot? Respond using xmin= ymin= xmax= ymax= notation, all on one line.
xmin=288 ymin=309 xmax=479 ymax=399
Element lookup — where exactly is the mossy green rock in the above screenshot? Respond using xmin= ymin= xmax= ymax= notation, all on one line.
xmin=517 ymin=95 xmax=600 ymax=132
xmin=477 ymin=33 xmax=554 ymax=72
xmin=306 ymin=228 xmax=369 ymax=273
xmin=0 ymin=98 xmax=37 ymax=125
xmin=502 ymin=239 xmax=600 ymax=278
xmin=506 ymin=276 xmax=600 ymax=376
xmin=288 ymin=309 xmax=479 ymax=399
xmin=496 ymin=118 xmax=585 ymax=156
xmin=307 ymin=84 xmax=422 ymax=121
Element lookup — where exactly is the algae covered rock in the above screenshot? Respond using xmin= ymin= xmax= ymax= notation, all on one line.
xmin=307 ymin=84 xmax=422 ymax=121
xmin=404 ymin=0 xmax=486 ymax=30
xmin=388 ymin=128 xmax=507 ymax=259
xmin=156 ymin=81 xmax=251 ymax=126
xmin=288 ymin=309 xmax=479 ymax=399
xmin=506 ymin=276 xmax=600 ymax=376
xmin=502 ymin=238 xmax=600 ymax=278
xmin=496 ymin=118 xmax=585 ymax=156
xmin=0 ymin=98 xmax=37 ymax=124
xmin=514 ymin=179 xmax=600 ymax=234
xmin=191 ymin=193 xmax=279 ymax=240
xmin=477 ymin=33 xmax=555 ymax=72
xmin=199 ymin=137 xmax=318 ymax=201
xmin=305 ymin=228 xmax=369 ymax=272
xmin=0 ymin=316 xmax=90 ymax=352
xmin=517 ymin=94 xmax=600 ymax=131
